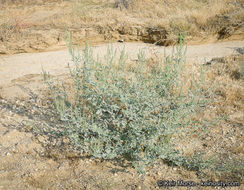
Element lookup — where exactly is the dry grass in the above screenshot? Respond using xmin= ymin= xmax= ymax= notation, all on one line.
xmin=184 ymin=54 xmax=244 ymax=181
xmin=0 ymin=0 xmax=243 ymax=54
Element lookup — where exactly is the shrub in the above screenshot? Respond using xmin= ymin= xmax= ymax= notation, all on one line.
xmin=43 ymin=33 xmax=210 ymax=173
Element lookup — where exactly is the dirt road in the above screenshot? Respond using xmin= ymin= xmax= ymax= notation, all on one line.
xmin=0 ymin=40 xmax=243 ymax=99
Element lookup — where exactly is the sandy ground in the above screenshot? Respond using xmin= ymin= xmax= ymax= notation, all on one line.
xmin=0 ymin=41 xmax=243 ymax=189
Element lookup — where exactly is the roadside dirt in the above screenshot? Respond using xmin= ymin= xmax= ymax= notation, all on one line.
xmin=0 ymin=41 xmax=243 ymax=189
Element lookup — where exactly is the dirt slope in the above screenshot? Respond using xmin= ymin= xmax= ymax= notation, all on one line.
xmin=1 ymin=0 xmax=243 ymax=55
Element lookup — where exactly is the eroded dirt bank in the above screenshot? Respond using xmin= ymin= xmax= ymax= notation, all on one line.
xmin=0 ymin=0 xmax=243 ymax=55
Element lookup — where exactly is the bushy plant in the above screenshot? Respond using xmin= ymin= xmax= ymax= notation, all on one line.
xmin=43 ymin=33 xmax=210 ymax=173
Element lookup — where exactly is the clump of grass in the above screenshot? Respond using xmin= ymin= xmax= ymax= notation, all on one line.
xmin=114 ymin=0 xmax=135 ymax=9
xmin=0 ymin=16 xmax=34 ymax=42
xmin=42 ymin=33 xmax=212 ymax=174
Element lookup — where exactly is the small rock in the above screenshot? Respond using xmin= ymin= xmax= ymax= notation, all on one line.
xmin=6 ymin=152 xmax=11 ymax=156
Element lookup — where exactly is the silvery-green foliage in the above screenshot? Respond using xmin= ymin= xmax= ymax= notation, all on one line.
xmin=43 ymin=33 xmax=210 ymax=174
